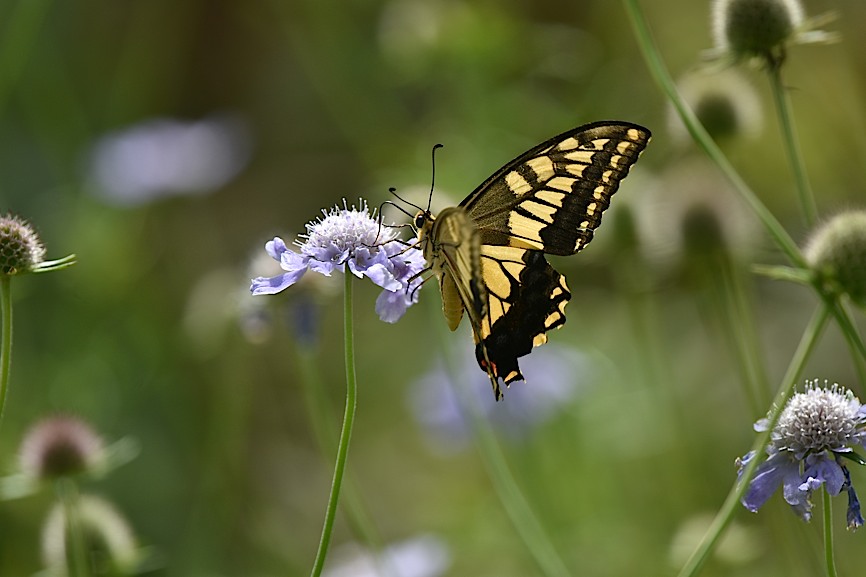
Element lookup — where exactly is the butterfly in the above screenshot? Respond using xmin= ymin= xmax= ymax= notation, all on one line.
xmin=412 ymin=121 xmax=651 ymax=400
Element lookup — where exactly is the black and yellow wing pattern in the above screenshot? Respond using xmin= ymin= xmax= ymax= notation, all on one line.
xmin=415 ymin=121 xmax=651 ymax=400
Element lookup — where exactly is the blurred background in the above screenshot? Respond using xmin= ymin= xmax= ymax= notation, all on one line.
xmin=2 ymin=0 xmax=866 ymax=575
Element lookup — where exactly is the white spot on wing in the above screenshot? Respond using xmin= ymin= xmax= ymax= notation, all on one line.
xmin=537 ymin=189 xmax=566 ymax=204
xmin=525 ymin=156 xmax=555 ymax=180
xmin=506 ymin=171 xmax=531 ymax=196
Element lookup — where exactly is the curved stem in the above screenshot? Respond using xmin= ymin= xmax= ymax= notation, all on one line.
xmin=56 ymin=478 xmax=90 ymax=577
xmin=0 ymin=276 xmax=12 ymax=430
xmin=822 ymin=488 xmax=838 ymax=577
xmin=827 ymin=298 xmax=866 ymax=389
xmin=309 ymin=273 xmax=358 ymax=577
xmin=767 ymin=62 xmax=818 ymax=228
xmin=468 ymin=404 xmax=572 ymax=577
xmin=676 ymin=303 xmax=830 ymax=577
xmin=428 ymin=302 xmax=571 ymax=577
xmin=622 ymin=0 xmax=805 ymax=269
xmin=296 ymin=344 xmax=385 ymax=557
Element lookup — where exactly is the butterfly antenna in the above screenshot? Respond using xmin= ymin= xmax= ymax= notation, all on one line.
xmin=380 ymin=195 xmax=418 ymax=219
xmin=427 ymin=143 xmax=444 ymax=213
xmin=374 ymin=194 xmax=419 ymax=244
xmin=387 ymin=187 xmax=425 ymax=214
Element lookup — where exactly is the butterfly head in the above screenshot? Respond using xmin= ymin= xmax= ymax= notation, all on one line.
xmin=413 ymin=209 xmax=435 ymax=237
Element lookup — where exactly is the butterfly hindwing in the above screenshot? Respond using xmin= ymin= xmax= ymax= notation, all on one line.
xmin=475 ymin=246 xmax=570 ymax=398
xmin=415 ymin=121 xmax=650 ymax=399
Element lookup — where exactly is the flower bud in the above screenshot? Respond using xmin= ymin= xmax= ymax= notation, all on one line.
xmin=669 ymin=70 xmax=762 ymax=145
xmin=0 ymin=213 xmax=46 ymax=275
xmin=805 ymin=211 xmax=866 ymax=306
xmin=712 ymin=0 xmax=803 ymax=60
xmin=19 ymin=416 xmax=105 ymax=480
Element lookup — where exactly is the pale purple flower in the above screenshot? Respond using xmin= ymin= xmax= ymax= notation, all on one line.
xmin=323 ymin=534 xmax=450 ymax=577
xmin=738 ymin=380 xmax=866 ymax=529
xmin=250 ymin=200 xmax=425 ymax=323
xmin=89 ymin=115 xmax=250 ymax=206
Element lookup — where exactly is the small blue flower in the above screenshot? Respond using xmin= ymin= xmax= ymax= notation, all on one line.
xmin=738 ymin=380 xmax=866 ymax=528
xmin=250 ymin=200 xmax=426 ymax=323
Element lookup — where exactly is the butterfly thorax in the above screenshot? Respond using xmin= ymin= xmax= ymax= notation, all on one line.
xmin=415 ymin=207 xmax=487 ymax=332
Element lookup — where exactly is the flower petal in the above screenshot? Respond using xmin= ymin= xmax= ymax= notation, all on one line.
xmin=364 ymin=262 xmax=403 ymax=291
xmin=265 ymin=237 xmax=289 ymax=261
xmin=375 ymin=289 xmax=412 ymax=323
xmin=847 ymin=486 xmax=864 ymax=530
xmin=741 ymin=452 xmax=797 ymax=512
xmin=803 ymin=453 xmax=845 ymax=495
xmin=250 ymin=269 xmax=307 ymax=295
xmin=783 ymin=465 xmax=815 ymax=522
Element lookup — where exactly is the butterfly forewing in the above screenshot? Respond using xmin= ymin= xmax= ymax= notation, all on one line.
xmin=464 ymin=122 xmax=650 ymax=256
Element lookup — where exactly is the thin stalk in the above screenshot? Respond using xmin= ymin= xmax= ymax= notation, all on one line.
xmin=468 ymin=406 xmax=572 ymax=577
xmin=429 ymin=302 xmax=571 ymax=577
xmin=309 ymin=273 xmax=358 ymax=577
xmin=56 ymin=478 xmax=90 ymax=577
xmin=767 ymin=62 xmax=818 ymax=228
xmin=676 ymin=303 xmax=830 ymax=577
xmin=822 ymin=489 xmax=838 ymax=577
xmin=828 ymin=298 xmax=866 ymax=388
xmin=717 ymin=255 xmax=771 ymax=412
xmin=622 ymin=0 xmax=805 ymax=269
xmin=296 ymin=345 xmax=385 ymax=559
xmin=0 ymin=276 xmax=12 ymax=430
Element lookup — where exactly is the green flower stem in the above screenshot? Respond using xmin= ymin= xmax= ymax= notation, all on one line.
xmin=296 ymin=345 xmax=384 ymax=556
xmin=622 ymin=0 xmax=804 ymax=269
xmin=720 ymin=261 xmax=771 ymax=410
xmin=56 ymin=478 xmax=90 ymax=577
xmin=676 ymin=303 xmax=830 ymax=577
xmin=309 ymin=273 xmax=358 ymax=577
xmin=708 ymin=254 xmax=770 ymax=415
xmin=468 ymin=405 xmax=572 ymax=577
xmin=767 ymin=62 xmax=818 ymax=228
xmin=828 ymin=299 xmax=866 ymax=388
xmin=822 ymin=488 xmax=838 ymax=577
xmin=430 ymin=302 xmax=571 ymax=577
xmin=0 ymin=276 xmax=12 ymax=430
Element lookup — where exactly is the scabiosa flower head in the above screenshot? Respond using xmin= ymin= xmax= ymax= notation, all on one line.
xmin=0 ymin=213 xmax=46 ymax=275
xmin=668 ymin=70 xmax=763 ymax=145
xmin=633 ymin=159 xmax=759 ymax=272
xmin=19 ymin=416 xmax=105 ymax=480
xmin=805 ymin=211 xmax=866 ymax=307
xmin=738 ymin=380 xmax=866 ymax=528
xmin=710 ymin=0 xmax=835 ymax=65
xmin=250 ymin=199 xmax=426 ymax=323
